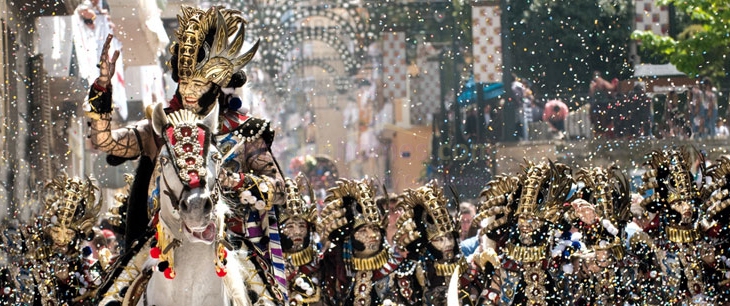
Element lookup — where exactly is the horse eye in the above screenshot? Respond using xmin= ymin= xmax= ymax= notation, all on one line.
xmin=212 ymin=152 xmax=221 ymax=161
xmin=160 ymin=156 xmax=169 ymax=165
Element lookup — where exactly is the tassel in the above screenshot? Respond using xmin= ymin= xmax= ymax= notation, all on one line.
xmin=215 ymin=243 xmax=228 ymax=278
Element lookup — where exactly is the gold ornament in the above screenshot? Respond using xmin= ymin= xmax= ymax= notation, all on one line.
xmin=173 ymin=6 xmax=259 ymax=87
xmin=393 ymin=180 xmax=456 ymax=251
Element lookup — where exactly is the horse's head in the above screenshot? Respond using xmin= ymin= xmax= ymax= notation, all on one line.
xmin=152 ymin=103 xmax=221 ymax=244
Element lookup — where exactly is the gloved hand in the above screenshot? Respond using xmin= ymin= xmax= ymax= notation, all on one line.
xmin=88 ymin=34 xmax=119 ymax=114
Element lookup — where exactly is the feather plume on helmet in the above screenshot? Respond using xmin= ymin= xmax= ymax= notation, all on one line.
xmin=42 ymin=174 xmax=102 ymax=244
xmin=473 ymin=161 xmax=574 ymax=242
xmin=317 ymin=178 xmax=387 ymax=242
xmin=392 ymin=180 xmax=457 ymax=253
xmin=169 ymin=6 xmax=259 ymax=88
xmin=637 ymin=147 xmax=702 ymax=226
xmin=572 ymin=166 xmax=631 ymax=257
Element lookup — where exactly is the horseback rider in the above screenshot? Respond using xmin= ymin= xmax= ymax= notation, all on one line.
xmin=85 ymin=6 xmax=287 ymax=305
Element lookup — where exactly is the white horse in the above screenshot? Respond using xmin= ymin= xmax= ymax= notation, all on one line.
xmin=141 ymin=103 xmax=249 ymax=306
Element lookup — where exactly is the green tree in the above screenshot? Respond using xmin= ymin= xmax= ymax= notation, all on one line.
xmin=631 ymin=0 xmax=729 ymax=82
xmin=507 ymin=0 xmax=634 ymax=99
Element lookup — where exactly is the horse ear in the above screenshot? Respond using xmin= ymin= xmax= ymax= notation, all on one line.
xmin=151 ymin=103 xmax=168 ymax=136
xmin=202 ymin=103 xmax=219 ymax=133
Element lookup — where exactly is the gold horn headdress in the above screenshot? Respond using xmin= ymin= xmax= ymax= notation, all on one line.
xmin=702 ymin=155 xmax=730 ymax=222
xmin=42 ymin=174 xmax=102 ymax=241
xmin=574 ymin=166 xmax=631 ymax=226
xmin=318 ymin=178 xmax=384 ymax=240
xmin=638 ymin=148 xmax=699 ymax=213
xmin=638 ymin=147 xmax=702 ymax=243
xmin=516 ymin=161 xmax=574 ymax=223
xmin=281 ymin=175 xmax=317 ymax=224
xmin=574 ymin=166 xmax=631 ymax=258
xmin=393 ymin=180 xmax=456 ymax=252
xmin=172 ymin=6 xmax=259 ymax=87
xmin=474 ymin=161 xmax=573 ymax=238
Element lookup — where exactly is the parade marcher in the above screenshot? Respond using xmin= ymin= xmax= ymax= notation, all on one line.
xmin=14 ymin=175 xmax=103 ymax=305
xmin=567 ymin=166 xmax=634 ymax=305
xmin=697 ymin=155 xmax=730 ymax=303
xmin=472 ymin=161 xmax=574 ymax=305
xmin=318 ymin=178 xmax=401 ymax=306
xmin=86 ymin=6 xmax=288 ymax=305
xmin=391 ymin=180 xmax=476 ymax=305
xmin=281 ymin=177 xmax=321 ymax=305
xmin=636 ymin=147 xmax=712 ymax=304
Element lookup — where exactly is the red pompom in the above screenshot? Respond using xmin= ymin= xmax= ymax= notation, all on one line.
xmin=221 ymin=249 xmax=228 ymax=259
xmin=164 ymin=267 xmax=175 ymax=279
xmin=150 ymin=247 xmax=161 ymax=259
xmin=216 ymin=266 xmax=227 ymax=277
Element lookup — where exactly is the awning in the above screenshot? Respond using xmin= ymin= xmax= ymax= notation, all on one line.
xmin=458 ymin=80 xmax=504 ymax=106
xmin=633 ymin=63 xmax=686 ymax=78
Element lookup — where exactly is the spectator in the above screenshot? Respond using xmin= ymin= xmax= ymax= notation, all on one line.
xmin=464 ymin=106 xmax=479 ymax=143
xmin=379 ymin=194 xmax=400 ymax=246
xmin=483 ymin=104 xmax=494 ymax=143
xmin=703 ymin=77 xmax=718 ymax=137
xmin=459 ymin=201 xmax=478 ymax=241
xmin=624 ymin=82 xmax=652 ymax=138
xmin=589 ymin=71 xmax=619 ymax=137
xmin=689 ymin=84 xmax=705 ymax=138
xmin=716 ymin=119 xmax=729 ymax=139
xmin=543 ymin=99 xmax=569 ymax=139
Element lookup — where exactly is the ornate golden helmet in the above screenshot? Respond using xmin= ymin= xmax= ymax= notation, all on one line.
xmin=702 ymin=155 xmax=730 ymax=222
xmin=638 ymin=147 xmax=700 ymax=215
xmin=574 ymin=166 xmax=631 ymax=225
xmin=474 ymin=161 xmax=573 ymax=236
xmin=42 ymin=174 xmax=102 ymax=242
xmin=171 ymin=6 xmax=259 ymax=87
xmin=573 ymin=166 xmax=631 ymax=258
xmin=393 ymin=180 xmax=456 ymax=251
xmin=318 ymin=178 xmax=386 ymax=240
xmin=516 ymin=161 xmax=574 ymax=223
xmin=281 ymin=176 xmax=317 ymax=224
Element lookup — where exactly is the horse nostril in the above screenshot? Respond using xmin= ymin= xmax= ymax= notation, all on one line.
xmin=180 ymin=200 xmax=189 ymax=212
xmin=204 ymin=199 xmax=212 ymax=214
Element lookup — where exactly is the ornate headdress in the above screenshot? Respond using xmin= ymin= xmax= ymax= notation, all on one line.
xmin=516 ymin=161 xmax=573 ymax=222
xmin=393 ymin=180 xmax=456 ymax=252
xmin=171 ymin=6 xmax=259 ymax=87
xmin=42 ymin=174 xmax=102 ymax=240
xmin=638 ymin=147 xmax=702 ymax=242
xmin=638 ymin=148 xmax=700 ymax=213
xmin=318 ymin=178 xmax=386 ymax=241
xmin=574 ymin=166 xmax=631 ymax=226
xmin=473 ymin=161 xmax=573 ymax=243
xmin=701 ymin=155 xmax=730 ymax=225
xmin=573 ymin=166 xmax=631 ymax=257
xmin=281 ymin=176 xmax=317 ymax=225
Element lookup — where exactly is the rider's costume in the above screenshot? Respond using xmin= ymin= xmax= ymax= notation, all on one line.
xmin=85 ymin=6 xmax=287 ymax=305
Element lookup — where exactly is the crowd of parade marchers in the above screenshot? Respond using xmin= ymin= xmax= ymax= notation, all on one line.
xmin=5 ymin=145 xmax=730 ymax=305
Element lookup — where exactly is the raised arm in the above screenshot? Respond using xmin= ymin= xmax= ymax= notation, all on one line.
xmin=85 ymin=35 xmax=151 ymax=159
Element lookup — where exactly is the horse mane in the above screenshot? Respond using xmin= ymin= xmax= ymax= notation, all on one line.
xmin=214 ymin=195 xmax=250 ymax=305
